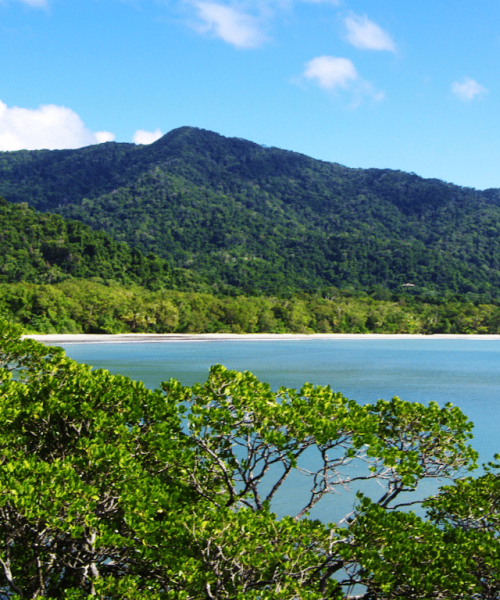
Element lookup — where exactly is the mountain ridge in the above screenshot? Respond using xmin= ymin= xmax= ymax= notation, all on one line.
xmin=2 ymin=126 xmax=500 ymax=297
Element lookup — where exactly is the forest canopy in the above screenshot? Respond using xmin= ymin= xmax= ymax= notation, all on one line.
xmin=3 ymin=193 xmax=500 ymax=336
xmin=3 ymin=278 xmax=500 ymax=335
xmin=2 ymin=127 xmax=500 ymax=297
xmin=0 ymin=320 xmax=499 ymax=598
xmin=0 ymin=196 xmax=187 ymax=290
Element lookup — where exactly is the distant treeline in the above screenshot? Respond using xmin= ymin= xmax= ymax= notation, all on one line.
xmin=3 ymin=279 xmax=500 ymax=335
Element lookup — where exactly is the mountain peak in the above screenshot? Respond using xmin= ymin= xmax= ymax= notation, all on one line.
xmin=2 ymin=127 xmax=500 ymax=297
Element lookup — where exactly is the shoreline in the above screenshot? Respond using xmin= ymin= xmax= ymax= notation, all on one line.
xmin=22 ymin=332 xmax=500 ymax=344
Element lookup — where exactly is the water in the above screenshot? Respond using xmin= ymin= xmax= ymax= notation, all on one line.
xmin=58 ymin=338 xmax=500 ymax=521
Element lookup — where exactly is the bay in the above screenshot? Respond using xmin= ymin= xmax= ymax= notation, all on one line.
xmin=58 ymin=337 xmax=500 ymax=521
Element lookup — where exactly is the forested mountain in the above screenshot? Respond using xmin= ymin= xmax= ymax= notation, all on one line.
xmin=0 ymin=196 xmax=200 ymax=290
xmin=2 ymin=126 xmax=500 ymax=296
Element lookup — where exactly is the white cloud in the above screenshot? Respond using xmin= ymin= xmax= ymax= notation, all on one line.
xmin=345 ymin=14 xmax=396 ymax=52
xmin=133 ymin=128 xmax=163 ymax=145
xmin=95 ymin=131 xmax=116 ymax=144
xmin=452 ymin=77 xmax=487 ymax=101
xmin=300 ymin=56 xmax=384 ymax=105
xmin=191 ymin=1 xmax=267 ymax=48
xmin=18 ymin=0 xmax=48 ymax=7
xmin=0 ymin=101 xmax=115 ymax=151
xmin=303 ymin=56 xmax=358 ymax=90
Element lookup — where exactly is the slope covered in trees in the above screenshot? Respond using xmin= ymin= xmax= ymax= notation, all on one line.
xmin=3 ymin=195 xmax=500 ymax=336
xmin=0 ymin=196 xmax=206 ymax=291
xmin=2 ymin=127 xmax=500 ymax=296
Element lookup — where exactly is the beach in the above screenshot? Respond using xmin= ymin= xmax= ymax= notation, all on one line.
xmin=23 ymin=333 xmax=500 ymax=344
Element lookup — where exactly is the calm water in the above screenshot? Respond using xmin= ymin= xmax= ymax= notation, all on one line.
xmin=59 ymin=338 xmax=500 ymax=521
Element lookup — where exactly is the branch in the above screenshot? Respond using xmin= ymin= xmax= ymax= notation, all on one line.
xmin=0 ymin=555 xmax=23 ymax=599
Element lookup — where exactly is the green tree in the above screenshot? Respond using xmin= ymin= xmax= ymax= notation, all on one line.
xmin=1 ymin=320 xmax=497 ymax=598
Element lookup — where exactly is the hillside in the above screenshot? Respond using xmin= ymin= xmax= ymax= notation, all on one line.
xmin=2 ymin=127 xmax=500 ymax=297
xmin=0 ymin=196 xmax=203 ymax=290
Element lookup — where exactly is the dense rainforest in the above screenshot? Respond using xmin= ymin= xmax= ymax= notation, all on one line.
xmin=0 ymin=194 xmax=499 ymax=335
xmin=3 ymin=277 xmax=500 ymax=335
xmin=0 ymin=196 xmax=210 ymax=290
xmin=3 ymin=128 xmax=500 ymax=334
xmin=2 ymin=126 xmax=500 ymax=297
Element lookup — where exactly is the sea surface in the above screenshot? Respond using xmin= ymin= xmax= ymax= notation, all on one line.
xmin=59 ymin=338 xmax=500 ymax=522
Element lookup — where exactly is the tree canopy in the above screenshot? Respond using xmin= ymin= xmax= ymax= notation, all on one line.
xmin=2 ymin=127 xmax=500 ymax=296
xmin=0 ymin=196 xmax=194 ymax=290
xmin=0 ymin=320 xmax=499 ymax=598
xmin=4 ymin=190 xmax=500 ymax=336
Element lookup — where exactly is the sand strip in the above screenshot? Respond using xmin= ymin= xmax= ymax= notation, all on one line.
xmin=22 ymin=333 xmax=500 ymax=344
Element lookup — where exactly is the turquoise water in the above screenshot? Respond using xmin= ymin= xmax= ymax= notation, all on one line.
xmin=59 ymin=338 xmax=500 ymax=521
xmin=61 ymin=338 xmax=500 ymax=460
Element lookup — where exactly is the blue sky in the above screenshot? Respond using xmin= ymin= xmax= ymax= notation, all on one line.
xmin=1 ymin=0 xmax=498 ymax=189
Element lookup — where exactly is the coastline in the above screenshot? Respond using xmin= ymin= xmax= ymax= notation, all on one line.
xmin=22 ymin=332 xmax=500 ymax=344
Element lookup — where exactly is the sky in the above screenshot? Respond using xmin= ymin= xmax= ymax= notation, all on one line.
xmin=1 ymin=0 xmax=499 ymax=190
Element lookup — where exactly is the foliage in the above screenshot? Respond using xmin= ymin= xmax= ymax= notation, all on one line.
xmin=2 ymin=128 xmax=500 ymax=296
xmin=0 ymin=196 xmax=208 ymax=292
xmin=1 ymin=320 xmax=499 ymax=598
xmin=2 ymin=279 xmax=500 ymax=334
xmin=343 ymin=459 xmax=500 ymax=599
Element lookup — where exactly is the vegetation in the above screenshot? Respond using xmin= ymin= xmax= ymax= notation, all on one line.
xmin=2 ymin=279 xmax=500 ymax=334
xmin=2 ymin=193 xmax=500 ymax=335
xmin=3 ymin=130 xmax=500 ymax=334
xmin=2 ymin=127 xmax=500 ymax=296
xmin=2 ymin=320 xmax=500 ymax=598
xmin=1 ymin=127 xmax=498 ymax=597
xmin=0 ymin=197 xmax=211 ymax=292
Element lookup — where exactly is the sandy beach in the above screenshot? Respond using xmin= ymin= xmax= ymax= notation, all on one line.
xmin=23 ymin=333 xmax=500 ymax=344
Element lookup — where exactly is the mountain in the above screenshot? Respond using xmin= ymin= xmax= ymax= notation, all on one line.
xmin=0 ymin=196 xmax=190 ymax=290
xmin=2 ymin=126 xmax=500 ymax=297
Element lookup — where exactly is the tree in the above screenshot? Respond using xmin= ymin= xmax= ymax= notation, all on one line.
xmin=342 ymin=462 xmax=500 ymax=599
xmin=0 ymin=319 xmax=496 ymax=599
